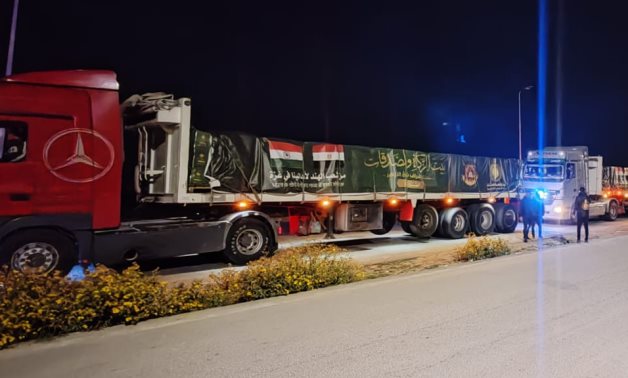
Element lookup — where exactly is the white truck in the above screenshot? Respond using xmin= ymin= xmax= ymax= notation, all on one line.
xmin=521 ymin=146 xmax=625 ymax=223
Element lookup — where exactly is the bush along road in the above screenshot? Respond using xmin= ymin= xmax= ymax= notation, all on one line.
xmin=0 ymin=228 xmax=602 ymax=350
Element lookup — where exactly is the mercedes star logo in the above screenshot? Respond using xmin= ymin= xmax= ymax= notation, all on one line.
xmin=43 ymin=128 xmax=115 ymax=183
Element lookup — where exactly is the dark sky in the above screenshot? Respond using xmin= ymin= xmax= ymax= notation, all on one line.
xmin=1 ymin=1 xmax=628 ymax=164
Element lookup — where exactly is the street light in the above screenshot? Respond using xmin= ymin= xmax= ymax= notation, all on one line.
xmin=518 ymin=85 xmax=534 ymax=160
xmin=5 ymin=0 xmax=20 ymax=76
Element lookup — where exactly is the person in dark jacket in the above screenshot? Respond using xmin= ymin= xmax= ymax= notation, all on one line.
xmin=521 ymin=193 xmax=531 ymax=242
xmin=521 ymin=191 xmax=544 ymax=242
xmin=529 ymin=191 xmax=544 ymax=239
xmin=573 ymin=187 xmax=590 ymax=242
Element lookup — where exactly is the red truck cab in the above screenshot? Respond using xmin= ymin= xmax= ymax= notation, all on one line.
xmin=0 ymin=70 xmax=278 ymax=274
xmin=0 ymin=71 xmax=123 ymax=272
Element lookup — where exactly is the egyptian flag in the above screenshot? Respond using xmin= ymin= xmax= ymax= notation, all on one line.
xmin=312 ymin=144 xmax=344 ymax=162
xmin=312 ymin=144 xmax=344 ymax=181
xmin=267 ymin=140 xmax=303 ymax=169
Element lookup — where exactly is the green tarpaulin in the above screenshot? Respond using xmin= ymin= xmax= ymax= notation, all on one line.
xmin=189 ymin=129 xmax=521 ymax=195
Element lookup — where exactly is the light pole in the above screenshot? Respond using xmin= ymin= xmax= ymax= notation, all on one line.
xmin=518 ymin=85 xmax=534 ymax=160
xmin=5 ymin=0 xmax=20 ymax=76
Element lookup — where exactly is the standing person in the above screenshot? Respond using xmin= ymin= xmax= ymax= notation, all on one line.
xmin=533 ymin=191 xmax=544 ymax=239
xmin=573 ymin=187 xmax=590 ymax=243
xmin=521 ymin=193 xmax=533 ymax=242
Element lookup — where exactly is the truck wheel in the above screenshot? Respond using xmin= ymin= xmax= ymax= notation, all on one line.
xmin=605 ymin=201 xmax=619 ymax=221
xmin=440 ymin=207 xmax=468 ymax=239
xmin=467 ymin=204 xmax=495 ymax=236
xmin=371 ymin=212 xmax=397 ymax=235
xmin=409 ymin=204 xmax=439 ymax=238
xmin=223 ymin=218 xmax=271 ymax=265
xmin=400 ymin=221 xmax=413 ymax=235
xmin=0 ymin=229 xmax=76 ymax=274
xmin=494 ymin=203 xmax=518 ymax=233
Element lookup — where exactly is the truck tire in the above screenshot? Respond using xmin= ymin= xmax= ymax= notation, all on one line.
xmin=440 ymin=207 xmax=468 ymax=239
xmin=223 ymin=218 xmax=272 ymax=265
xmin=371 ymin=212 xmax=397 ymax=235
xmin=467 ymin=204 xmax=495 ymax=236
xmin=494 ymin=203 xmax=518 ymax=233
xmin=432 ymin=209 xmax=447 ymax=238
xmin=605 ymin=201 xmax=619 ymax=221
xmin=0 ymin=229 xmax=76 ymax=274
xmin=409 ymin=204 xmax=439 ymax=239
xmin=400 ymin=221 xmax=413 ymax=235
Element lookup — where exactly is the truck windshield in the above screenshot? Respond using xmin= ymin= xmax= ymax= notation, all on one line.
xmin=523 ymin=164 xmax=564 ymax=180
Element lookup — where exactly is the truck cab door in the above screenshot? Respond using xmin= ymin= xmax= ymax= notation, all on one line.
xmin=0 ymin=115 xmax=95 ymax=219
xmin=0 ymin=120 xmax=35 ymax=216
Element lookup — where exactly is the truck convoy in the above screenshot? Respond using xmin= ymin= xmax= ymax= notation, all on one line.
xmin=521 ymin=147 xmax=628 ymax=223
xmin=0 ymin=70 xmax=623 ymax=275
xmin=0 ymin=70 xmax=525 ymax=274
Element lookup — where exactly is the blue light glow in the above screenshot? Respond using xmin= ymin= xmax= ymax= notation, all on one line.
xmin=536 ymin=0 xmax=548 ymax=374
xmin=538 ymin=0 xmax=547 ymax=155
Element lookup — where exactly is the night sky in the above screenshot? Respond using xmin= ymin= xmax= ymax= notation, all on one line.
xmin=1 ymin=1 xmax=627 ymax=164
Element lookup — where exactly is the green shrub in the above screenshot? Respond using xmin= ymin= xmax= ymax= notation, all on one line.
xmin=0 ymin=244 xmax=363 ymax=349
xmin=455 ymin=236 xmax=511 ymax=262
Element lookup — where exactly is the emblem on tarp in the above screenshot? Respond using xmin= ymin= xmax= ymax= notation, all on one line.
xmin=487 ymin=159 xmax=507 ymax=191
xmin=462 ymin=163 xmax=478 ymax=187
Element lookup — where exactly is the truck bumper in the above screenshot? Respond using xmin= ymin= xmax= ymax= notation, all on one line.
xmin=542 ymin=201 xmax=572 ymax=223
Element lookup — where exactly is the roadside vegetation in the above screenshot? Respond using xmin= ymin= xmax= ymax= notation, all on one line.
xmin=0 ymin=235 xmax=520 ymax=350
xmin=454 ymin=235 xmax=511 ymax=261
xmin=0 ymin=244 xmax=364 ymax=349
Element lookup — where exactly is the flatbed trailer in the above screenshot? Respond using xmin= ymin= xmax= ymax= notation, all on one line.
xmin=0 ymin=70 xmax=520 ymax=274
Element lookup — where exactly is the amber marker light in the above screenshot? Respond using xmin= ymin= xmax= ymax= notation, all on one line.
xmin=320 ymin=198 xmax=332 ymax=208
xmin=388 ymin=197 xmax=399 ymax=206
xmin=236 ymin=201 xmax=250 ymax=209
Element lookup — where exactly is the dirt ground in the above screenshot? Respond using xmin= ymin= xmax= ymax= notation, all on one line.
xmin=362 ymin=222 xmax=621 ymax=279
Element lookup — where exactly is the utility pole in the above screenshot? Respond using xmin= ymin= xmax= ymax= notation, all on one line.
xmin=5 ymin=0 xmax=20 ymax=76
xmin=518 ymin=86 xmax=534 ymax=160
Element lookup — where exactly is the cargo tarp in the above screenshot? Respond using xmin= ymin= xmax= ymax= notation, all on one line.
xmin=189 ymin=129 xmax=520 ymax=195
xmin=603 ymin=166 xmax=628 ymax=189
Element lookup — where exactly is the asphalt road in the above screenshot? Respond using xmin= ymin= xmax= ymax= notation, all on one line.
xmin=154 ymin=217 xmax=628 ymax=282
xmin=3 ymin=231 xmax=628 ymax=377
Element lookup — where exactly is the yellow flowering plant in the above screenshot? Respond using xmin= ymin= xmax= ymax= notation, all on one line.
xmin=0 ymin=244 xmax=364 ymax=349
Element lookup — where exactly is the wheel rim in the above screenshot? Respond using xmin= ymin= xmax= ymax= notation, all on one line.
xmin=610 ymin=204 xmax=617 ymax=218
xmin=420 ymin=212 xmax=434 ymax=230
xmin=235 ymin=229 xmax=264 ymax=255
xmin=503 ymin=209 xmax=517 ymax=228
xmin=479 ymin=211 xmax=493 ymax=230
xmin=452 ymin=213 xmax=466 ymax=232
xmin=11 ymin=242 xmax=60 ymax=274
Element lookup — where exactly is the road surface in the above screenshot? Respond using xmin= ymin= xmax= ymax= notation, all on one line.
xmin=3 ymin=232 xmax=628 ymax=377
xmin=155 ymin=217 xmax=628 ymax=282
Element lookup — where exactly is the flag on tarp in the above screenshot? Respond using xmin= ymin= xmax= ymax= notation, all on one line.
xmin=267 ymin=140 xmax=303 ymax=169
xmin=309 ymin=144 xmax=345 ymax=192
xmin=312 ymin=144 xmax=344 ymax=161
